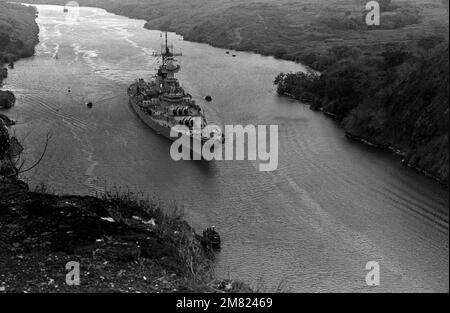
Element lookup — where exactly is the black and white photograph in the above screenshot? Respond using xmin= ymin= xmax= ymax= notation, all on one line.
xmin=0 ymin=0 xmax=448 ymax=301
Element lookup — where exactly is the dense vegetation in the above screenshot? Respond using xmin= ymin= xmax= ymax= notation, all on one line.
xmin=275 ymin=41 xmax=449 ymax=186
xmin=0 ymin=2 xmax=39 ymax=69
xmin=0 ymin=2 xmax=39 ymax=108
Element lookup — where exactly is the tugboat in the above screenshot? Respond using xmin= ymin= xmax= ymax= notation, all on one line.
xmin=127 ymin=32 xmax=223 ymax=153
xmin=202 ymin=226 xmax=221 ymax=250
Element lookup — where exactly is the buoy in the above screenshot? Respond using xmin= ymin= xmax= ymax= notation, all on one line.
xmin=205 ymin=95 xmax=212 ymax=102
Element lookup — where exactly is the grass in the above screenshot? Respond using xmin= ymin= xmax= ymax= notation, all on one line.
xmin=98 ymin=186 xmax=214 ymax=284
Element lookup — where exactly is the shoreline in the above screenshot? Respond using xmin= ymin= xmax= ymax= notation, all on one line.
xmin=284 ymin=91 xmax=449 ymax=188
xmin=0 ymin=2 xmax=40 ymax=106
xmin=277 ymin=89 xmax=448 ymax=189
xmin=0 ymin=176 xmax=250 ymax=293
xmin=344 ymin=131 xmax=448 ymax=187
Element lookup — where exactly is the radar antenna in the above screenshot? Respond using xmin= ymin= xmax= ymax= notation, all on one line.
xmin=154 ymin=32 xmax=182 ymax=61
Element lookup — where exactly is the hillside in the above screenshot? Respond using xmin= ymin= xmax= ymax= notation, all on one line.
xmin=0 ymin=2 xmax=39 ymax=108
xmin=0 ymin=2 xmax=39 ymax=71
xmin=13 ymin=0 xmax=449 ymax=69
xmin=344 ymin=44 xmax=449 ymax=185
xmin=275 ymin=42 xmax=449 ymax=186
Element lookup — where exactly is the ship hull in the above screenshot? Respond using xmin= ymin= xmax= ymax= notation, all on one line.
xmin=129 ymin=97 xmax=207 ymax=157
xmin=129 ymin=97 xmax=173 ymax=141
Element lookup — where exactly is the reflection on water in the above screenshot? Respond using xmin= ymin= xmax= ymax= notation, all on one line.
xmin=3 ymin=5 xmax=449 ymax=292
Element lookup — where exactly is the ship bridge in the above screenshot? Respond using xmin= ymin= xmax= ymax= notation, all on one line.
xmin=161 ymin=59 xmax=181 ymax=74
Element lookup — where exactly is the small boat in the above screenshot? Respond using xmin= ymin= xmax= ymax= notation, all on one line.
xmin=63 ymin=8 xmax=68 ymax=13
xmin=232 ymin=54 xmax=236 ymax=57
xmin=226 ymin=51 xmax=230 ymax=54
xmin=204 ymin=95 xmax=212 ymax=102
xmin=86 ymin=102 xmax=93 ymax=108
xmin=202 ymin=227 xmax=221 ymax=250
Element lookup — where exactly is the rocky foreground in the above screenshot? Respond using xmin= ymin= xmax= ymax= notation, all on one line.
xmin=0 ymin=178 xmax=225 ymax=292
xmin=0 ymin=122 xmax=249 ymax=293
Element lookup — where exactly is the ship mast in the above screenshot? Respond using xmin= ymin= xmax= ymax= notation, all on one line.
xmin=156 ymin=31 xmax=182 ymax=62
xmin=165 ymin=31 xmax=169 ymax=56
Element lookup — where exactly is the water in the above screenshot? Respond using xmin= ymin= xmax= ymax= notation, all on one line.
xmin=3 ymin=5 xmax=448 ymax=292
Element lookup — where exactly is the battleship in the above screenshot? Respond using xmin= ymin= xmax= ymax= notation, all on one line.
xmin=127 ymin=32 xmax=223 ymax=155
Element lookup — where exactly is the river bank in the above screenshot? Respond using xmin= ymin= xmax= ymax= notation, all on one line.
xmin=0 ymin=2 xmax=40 ymax=75
xmin=280 ymin=88 xmax=448 ymax=187
xmin=0 ymin=182 xmax=250 ymax=292
xmin=344 ymin=132 xmax=448 ymax=187
xmin=0 ymin=122 xmax=249 ymax=292
xmin=12 ymin=0 xmax=449 ymax=70
xmin=1 ymin=2 xmax=40 ymax=108
xmin=275 ymin=39 xmax=449 ymax=188
xmin=0 ymin=178 xmax=248 ymax=292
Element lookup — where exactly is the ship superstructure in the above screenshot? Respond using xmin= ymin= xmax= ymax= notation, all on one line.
xmin=127 ymin=32 xmax=222 ymax=152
